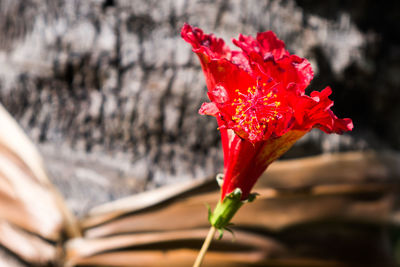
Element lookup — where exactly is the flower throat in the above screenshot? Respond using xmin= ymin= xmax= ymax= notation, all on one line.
xmin=231 ymin=79 xmax=281 ymax=140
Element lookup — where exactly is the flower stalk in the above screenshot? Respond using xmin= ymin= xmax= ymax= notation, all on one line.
xmin=193 ymin=226 xmax=217 ymax=267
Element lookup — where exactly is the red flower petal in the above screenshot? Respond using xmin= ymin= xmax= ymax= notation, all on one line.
xmin=232 ymin=32 xmax=288 ymax=61
xmin=181 ymin=24 xmax=253 ymax=93
xmin=181 ymin=23 xmax=231 ymax=60
xmin=199 ymin=102 xmax=219 ymax=116
xmin=233 ymin=32 xmax=314 ymax=93
xmin=290 ymin=87 xmax=354 ymax=133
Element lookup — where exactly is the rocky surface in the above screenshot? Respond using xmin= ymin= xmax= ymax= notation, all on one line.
xmin=0 ymin=0 xmax=398 ymax=214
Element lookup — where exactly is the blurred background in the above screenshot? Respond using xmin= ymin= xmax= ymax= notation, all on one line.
xmin=1 ymin=0 xmax=400 ymax=266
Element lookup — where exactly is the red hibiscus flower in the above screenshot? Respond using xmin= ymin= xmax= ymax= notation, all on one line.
xmin=181 ymin=24 xmax=353 ymax=205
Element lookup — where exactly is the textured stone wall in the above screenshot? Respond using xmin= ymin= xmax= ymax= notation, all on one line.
xmin=0 ymin=0 xmax=398 ymax=214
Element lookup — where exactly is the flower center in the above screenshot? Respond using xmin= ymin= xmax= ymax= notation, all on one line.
xmin=231 ymin=82 xmax=281 ymax=140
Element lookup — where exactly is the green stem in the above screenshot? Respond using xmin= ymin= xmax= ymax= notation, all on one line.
xmin=193 ymin=226 xmax=216 ymax=267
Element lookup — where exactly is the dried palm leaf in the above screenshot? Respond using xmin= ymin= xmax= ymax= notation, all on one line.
xmin=0 ymin=220 xmax=56 ymax=264
xmin=64 ymin=151 xmax=400 ymax=267
xmin=82 ymin=151 xmax=400 ymax=232
xmin=0 ymin=104 xmax=80 ymax=265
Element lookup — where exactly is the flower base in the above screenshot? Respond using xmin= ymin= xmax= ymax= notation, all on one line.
xmin=208 ymin=188 xmax=257 ymax=237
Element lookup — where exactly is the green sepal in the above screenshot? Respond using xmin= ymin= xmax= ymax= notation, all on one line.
xmin=206 ymin=203 xmax=212 ymax=222
xmin=208 ymin=175 xmax=259 ymax=238
xmin=224 ymin=226 xmax=236 ymax=241
xmin=216 ymin=223 xmax=235 ymax=240
xmin=208 ymin=186 xmax=260 ymax=238
xmin=217 ymin=228 xmax=224 ymax=240
xmin=208 ymin=188 xmax=243 ymax=231
xmin=244 ymin=192 xmax=259 ymax=203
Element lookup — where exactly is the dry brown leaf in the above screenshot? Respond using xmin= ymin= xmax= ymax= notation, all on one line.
xmin=0 ymin=105 xmax=49 ymax=184
xmin=66 ymin=251 xmax=358 ymax=267
xmin=0 ymin=104 xmax=80 ymax=239
xmin=0 ymin=104 xmax=80 ymax=264
xmin=0 ymin=144 xmax=65 ymax=240
xmin=0 ymin=220 xmax=56 ymax=264
xmin=83 ymin=151 xmax=400 ymax=229
xmin=65 ymin=228 xmax=285 ymax=266
xmin=259 ymin=151 xmax=400 ymax=188
xmin=72 ymin=151 xmax=400 ymax=267
xmin=84 ymin=178 xmax=212 ymax=227
xmin=81 ymin=186 xmax=394 ymax=238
